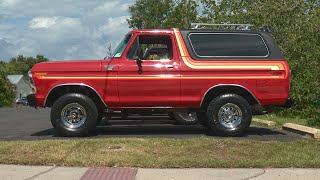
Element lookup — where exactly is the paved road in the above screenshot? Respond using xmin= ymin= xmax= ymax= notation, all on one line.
xmin=0 ymin=107 xmax=302 ymax=141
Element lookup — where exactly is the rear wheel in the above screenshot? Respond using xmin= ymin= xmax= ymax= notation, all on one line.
xmin=206 ymin=94 xmax=252 ymax=136
xmin=173 ymin=112 xmax=199 ymax=125
xmin=51 ymin=93 xmax=98 ymax=137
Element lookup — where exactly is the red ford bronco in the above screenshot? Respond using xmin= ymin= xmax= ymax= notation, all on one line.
xmin=27 ymin=24 xmax=292 ymax=137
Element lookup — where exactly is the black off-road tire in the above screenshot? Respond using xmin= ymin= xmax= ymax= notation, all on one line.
xmin=51 ymin=93 xmax=98 ymax=137
xmin=206 ymin=94 xmax=252 ymax=136
xmin=173 ymin=112 xmax=199 ymax=125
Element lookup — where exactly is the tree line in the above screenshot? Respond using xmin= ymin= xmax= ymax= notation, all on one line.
xmin=128 ymin=0 xmax=320 ymax=124
xmin=0 ymin=55 xmax=48 ymax=106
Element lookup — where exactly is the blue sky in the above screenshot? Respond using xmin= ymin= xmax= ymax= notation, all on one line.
xmin=0 ymin=0 xmax=134 ymax=61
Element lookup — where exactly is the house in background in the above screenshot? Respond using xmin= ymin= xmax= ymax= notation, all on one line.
xmin=7 ymin=75 xmax=34 ymax=100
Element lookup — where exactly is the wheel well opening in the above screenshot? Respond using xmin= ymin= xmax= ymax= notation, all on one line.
xmin=45 ymin=85 xmax=106 ymax=111
xmin=201 ymin=85 xmax=259 ymax=109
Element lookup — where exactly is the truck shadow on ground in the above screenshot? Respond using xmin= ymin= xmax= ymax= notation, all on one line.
xmin=30 ymin=126 xmax=286 ymax=137
xmin=30 ymin=119 xmax=302 ymax=142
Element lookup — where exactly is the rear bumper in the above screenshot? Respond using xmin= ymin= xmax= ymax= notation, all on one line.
xmin=27 ymin=94 xmax=37 ymax=108
xmin=279 ymin=98 xmax=294 ymax=108
xmin=252 ymin=97 xmax=294 ymax=115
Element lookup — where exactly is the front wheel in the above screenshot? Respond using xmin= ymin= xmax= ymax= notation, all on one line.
xmin=51 ymin=93 xmax=98 ymax=137
xmin=206 ymin=94 xmax=252 ymax=136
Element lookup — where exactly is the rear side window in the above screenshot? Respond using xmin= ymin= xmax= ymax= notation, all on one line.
xmin=188 ymin=33 xmax=269 ymax=57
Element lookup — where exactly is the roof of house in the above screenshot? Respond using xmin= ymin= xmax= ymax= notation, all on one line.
xmin=7 ymin=75 xmax=24 ymax=85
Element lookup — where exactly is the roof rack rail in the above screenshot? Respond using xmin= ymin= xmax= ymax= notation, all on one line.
xmin=191 ymin=23 xmax=255 ymax=30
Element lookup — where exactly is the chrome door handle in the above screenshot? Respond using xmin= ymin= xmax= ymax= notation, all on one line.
xmin=165 ymin=65 xmax=174 ymax=69
xmin=105 ymin=65 xmax=116 ymax=70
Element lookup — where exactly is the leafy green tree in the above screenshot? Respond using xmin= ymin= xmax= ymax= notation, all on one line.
xmin=0 ymin=62 xmax=15 ymax=107
xmin=8 ymin=54 xmax=48 ymax=76
xmin=127 ymin=0 xmax=199 ymax=29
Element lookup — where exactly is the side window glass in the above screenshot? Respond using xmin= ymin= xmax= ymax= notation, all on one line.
xmin=127 ymin=38 xmax=139 ymax=59
xmin=189 ymin=33 xmax=269 ymax=57
xmin=112 ymin=34 xmax=132 ymax=58
xmin=127 ymin=35 xmax=173 ymax=60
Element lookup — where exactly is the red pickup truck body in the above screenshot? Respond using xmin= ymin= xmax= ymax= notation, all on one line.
xmin=28 ymin=28 xmax=291 ymax=136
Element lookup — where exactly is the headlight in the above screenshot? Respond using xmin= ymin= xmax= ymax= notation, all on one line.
xmin=28 ymin=70 xmax=36 ymax=93
xmin=28 ymin=70 xmax=32 ymax=78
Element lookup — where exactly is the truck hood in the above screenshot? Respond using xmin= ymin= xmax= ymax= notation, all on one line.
xmin=32 ymin=60 xmax=105 ymax=72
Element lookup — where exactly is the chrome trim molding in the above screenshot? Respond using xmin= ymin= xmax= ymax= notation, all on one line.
xmin=44 ymin=83 xmax=107 ymax=108
xmin=200 ymin=84 xmax=261 ymax=106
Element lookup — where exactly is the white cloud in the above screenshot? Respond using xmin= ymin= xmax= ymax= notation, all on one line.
xmin=86 ymin=1 xmax=130 ymax=23
xmin=0 ymin=0 xmax=19 ymax=6
xmin=0 ymin=0 xmax=100 ymax=17
xmin=0 ymin=0 xmax=134 ymax=61
xmin=96 ymin=16 xmax=130 ymax=39
xmin=29 ymin=17 xmax=59 ymax=29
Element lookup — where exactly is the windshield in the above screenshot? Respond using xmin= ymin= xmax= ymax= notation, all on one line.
xmin=112 ymin=34 xmax=132 ymax=58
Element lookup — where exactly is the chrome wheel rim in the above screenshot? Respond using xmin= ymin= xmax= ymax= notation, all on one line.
xmin=178 ymin=112 xmax=197 ymax=122
xmin=61 ymin=103 xmax=87 ymax=129
xmin=217 ymin=103 xmax=242 ymax=130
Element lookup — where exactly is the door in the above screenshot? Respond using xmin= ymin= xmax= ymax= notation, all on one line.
xmin=118 ymin=33 xmax=180 ymax=107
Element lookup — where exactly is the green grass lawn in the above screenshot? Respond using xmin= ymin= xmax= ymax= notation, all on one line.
xmin=1 ymin=137 xmax=320 ymax=168
xmin=254 ymin=114 xmax=313 ymax=128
